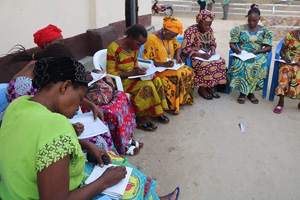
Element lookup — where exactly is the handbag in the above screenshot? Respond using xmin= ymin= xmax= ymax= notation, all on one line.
xmin=85 ymin=74 xmax=115 ymax=105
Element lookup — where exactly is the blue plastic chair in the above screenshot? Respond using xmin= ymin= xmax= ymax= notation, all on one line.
xmin=176 ymin=36 xmax=191 ymax=67
xmin=269 ymin=40 xmax=284 ymax=101
xmin=0 ymin=83 xmax=9 ymax=124
xmin=226 ymin=48 xmax=273 ymax=99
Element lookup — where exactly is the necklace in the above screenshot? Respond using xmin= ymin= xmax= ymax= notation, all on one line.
xmin=159 ymin=30 xmax=171 ymax=58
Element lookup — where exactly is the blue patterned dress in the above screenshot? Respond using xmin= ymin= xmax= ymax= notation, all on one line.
xmin=227 ymin=25 xmax=273 ymax=95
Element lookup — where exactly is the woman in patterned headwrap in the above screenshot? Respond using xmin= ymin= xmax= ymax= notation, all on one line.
xmin=228 ymin=4 xmax=273 ymax=104
xmin=142 ymin=16 xmax=194 ymax=115
xmin=181 ymin=10 xmax=227 ymax=100
xmin=33 ymin=24 xmax=64 ymax=49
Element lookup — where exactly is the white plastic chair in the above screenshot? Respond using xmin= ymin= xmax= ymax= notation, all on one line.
xmin=93 ymin=49 xmax=124 ymax=91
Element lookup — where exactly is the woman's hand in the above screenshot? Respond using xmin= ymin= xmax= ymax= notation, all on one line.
xmin=194 ymin=53 xmax=211 ymax=60
xmin=99 ymin=166 xmax=127 ymax=188
xmin=86 ymin=142 xmax=112 ymax=167
xmin=91 ymin=105 xmax=104 ymax=121
xmin=163 ymin=60 xmax=174 ymax=67
xmin=73 ymin=123 xmax=84 ymax=136
xmin=175 ymin=57 xmax=183 ymax=64
xmin=283 ymin=55 xmax=292 ymax=64
xmin=132 ymin=67 xmax=147 ymax=76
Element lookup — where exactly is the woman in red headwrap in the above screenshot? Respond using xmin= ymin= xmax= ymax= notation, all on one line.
xmin=32 ymin=25 xmax=141 ymax=156
xmin=33 ymin=24 xmax=64 ymax=49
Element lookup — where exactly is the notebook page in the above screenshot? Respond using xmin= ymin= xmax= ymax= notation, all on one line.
xmin=230 ymin=50 xmax=256 ymax=61
xmin=69 ymin=112 xmax=108 ymax=139
xmin=195 ymin=54 xmax=220 ymax=62
xmin=85 ymin=164 xmax=133 ymax=198
xmin=88 ymin=72 xmax=107 ymax=87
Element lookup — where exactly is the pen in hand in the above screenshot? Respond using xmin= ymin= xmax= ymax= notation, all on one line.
xmin=120 ymin=157 xmax=128 ymax=167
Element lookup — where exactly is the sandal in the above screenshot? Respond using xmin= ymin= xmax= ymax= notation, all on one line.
xmin=128 ymin=139 xmax=143 ymax=148
xmin=273 ymin=106 xmax=283 ymax=114
xmin=210 ymin=92 xmax=220 ymax=98
xmin=168 ymin=187 xmax=180 ymax=200
xmin=247 ymin=94 xmax=259 ymax=104
xmin=153 ymin=115 xmax=170 ymax=124
xmin=198 ymin=89 xmax=213 ymax=100
xmin=136 ymin=122 xmax=157 ymax=132
xmin=125 ymin=144 xmax=140 ymax=156
xmin=237 ymin=96 xmax=246 ymax=104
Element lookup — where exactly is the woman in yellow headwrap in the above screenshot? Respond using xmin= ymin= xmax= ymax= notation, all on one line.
xmin=142 ymin=16 xmax=194 ymax=115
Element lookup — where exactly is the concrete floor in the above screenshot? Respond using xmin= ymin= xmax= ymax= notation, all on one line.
xmin=124 ymin=15 xmax=300 ymax=199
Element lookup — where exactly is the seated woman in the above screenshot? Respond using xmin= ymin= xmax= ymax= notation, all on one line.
xmin=227 ymin=4 xmax=273 ymax=104
xmin=0 ymin=57 xmax=179 ymax=200
xmin=142 ymin=16 xmax=194 ymax=115
xmin=274 ymin=29 xmax=300 ymax=114
xmin=106 ymin=24 xmax=170 ymax=132
xmin=5 ymin=43 xmax=117 ymax=154
xmin=33 ymin=24 xmax=140 ymax=156
xmin=181 ymin=10 xmax=227 ymax=100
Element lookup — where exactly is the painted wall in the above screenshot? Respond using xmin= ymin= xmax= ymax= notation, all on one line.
xmin=0 ymin=0 xmax=152 ymax=56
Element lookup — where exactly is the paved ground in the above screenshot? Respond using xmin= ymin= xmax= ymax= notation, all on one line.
xmin=124 ymin=15 xmax=300 ymax=200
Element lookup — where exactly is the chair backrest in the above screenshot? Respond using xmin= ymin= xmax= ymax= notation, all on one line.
xmin=176 ymin=36 xmax=184 ymax=45
xmin=275 ymin=40 xmax=284 ymax=59
xmin=93 ymin=49 xmax=108 ymax=72
xmin=138 ymin=44 xmax=145 ymax=58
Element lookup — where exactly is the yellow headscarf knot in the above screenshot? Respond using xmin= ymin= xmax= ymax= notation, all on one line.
xmin=163 ymin=16 xmax=183 ymax=35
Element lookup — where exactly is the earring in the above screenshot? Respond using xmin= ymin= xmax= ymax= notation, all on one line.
xmin=163 ymin=31 xmax=166 ymax=34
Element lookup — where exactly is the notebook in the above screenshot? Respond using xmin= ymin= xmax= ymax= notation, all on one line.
xmin=195 ymin=54 xmax=220 ymax=62
xmin=88 ymin=72 xmax=107 ymax=87
xmin=68 ymin=112 xmax=109 ymax=139
xmin=230 ymin=50 xmax=256 ymax=61
xmin=274 ymin=59 xmax=296 ymax=64
xmin=85 ymin=164 xmax=133 ymax=199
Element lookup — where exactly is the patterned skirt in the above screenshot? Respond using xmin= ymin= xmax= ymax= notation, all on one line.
xmin=276 ymin=63 xmax=300 ymax=99
xmin=227 ymin=53 xmax=268 ymax=95
xmin=82 ymin=90 xmax=136 ymax=154
xmin=190 ymin=57 xmax=227 ymax=87
xmin=156 ymin=65 xmax=194 ymax=115
xmin=81 ymin=151 xmax=160 ymax=200
xmin=123 ymin=76 xmax=169 ymax=117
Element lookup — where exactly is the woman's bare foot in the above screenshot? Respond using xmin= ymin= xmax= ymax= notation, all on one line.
xmin=159 ymin=187 xmax=179 ymax=200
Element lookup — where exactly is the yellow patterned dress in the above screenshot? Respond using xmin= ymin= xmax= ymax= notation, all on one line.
xmin=142 ymin=33 xmax=194 ymax=115
xmin=106 ymin=42 xmax=169 ymax=117
xmin=276 ymin=31 xmax=300 ymax=99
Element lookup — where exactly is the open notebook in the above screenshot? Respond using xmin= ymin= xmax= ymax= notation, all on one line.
xmin=68 ymin=112 xmax=109 ymax=139
xmin=85 ymin=164 xmax=133 ymax=199
xmin=230 ymin=50 xmax=256 ymax=61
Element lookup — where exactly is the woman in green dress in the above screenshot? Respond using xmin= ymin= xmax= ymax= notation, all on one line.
xmin=227 ymin=4 xmax=273 ymax=104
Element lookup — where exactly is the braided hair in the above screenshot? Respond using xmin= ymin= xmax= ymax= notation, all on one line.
xmin=7 ymin=43 xmax=73 ymax=64
xmin=32 ymin=57 xmax=88 ymax=90
xmin=248 ymin=4 xmax=260 ymax=16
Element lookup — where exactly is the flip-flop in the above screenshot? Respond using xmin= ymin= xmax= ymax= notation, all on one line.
xmin=125 ymin=144 xmax=140 ymax=156
xmin=237 ymin=96 xmax=245 ymax=104
xmin=273 ymin=106 xmax=283 ymax=114
xmin=198 ymin=89 xmax=213 ymax=100
xmin=211 ymin=93 xmax=220 ymax=98
xmin=136 ymin=122 xmax=157 ymax=132
xmin=168 ymin=187 xmax=180 ymax=200
xmin=129 ymin=139 xmax=143 ymax=148
xmin=247 ymin=95 xmax=259 ymax=104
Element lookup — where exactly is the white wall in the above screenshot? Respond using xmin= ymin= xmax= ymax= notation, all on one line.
xmin=0 ymin=0 xmax=151 ymax=56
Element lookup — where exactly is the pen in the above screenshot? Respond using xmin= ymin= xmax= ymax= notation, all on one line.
xmin=120 ymin=157 xmax=128 ymax=167
xmin=71 ymin=123 xmax=78 ymax=126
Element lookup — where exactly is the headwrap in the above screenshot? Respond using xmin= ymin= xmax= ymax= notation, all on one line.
xmin=163 ymin=16 xmax=183 ymax=35
xmin=196 ymin=10 xmax=215 ymax=23
xmin=33 ymin=24 xmax=63 ymax=48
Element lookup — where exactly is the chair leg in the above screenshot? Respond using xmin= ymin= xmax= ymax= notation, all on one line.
xmin=269 ymin=62 xmax=279 ymax=101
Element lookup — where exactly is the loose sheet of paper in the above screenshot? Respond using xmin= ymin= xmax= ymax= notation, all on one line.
xmin=69 ymin=112 xmax=108 ymax=139
xmin=155 ymin=62 xmax=184 ymax=72
xmin=85 ymin=164 xmax=133 ymax=199
xmin=274 ymin=59 xmax=296 ymax=64
xmin=231 ymin=50 xmax=256 ymax=61
xmin=128 ymin=64 xmax=158 ymax=79
xmin=195 ymin=54 xmax=221 ymax=62
xmin=88 ymin=72 xmax=107 ymax=87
